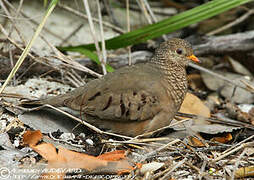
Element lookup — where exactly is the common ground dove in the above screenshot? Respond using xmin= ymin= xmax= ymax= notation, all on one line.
xmin=28 ymin=38 xmax=199 ymax=136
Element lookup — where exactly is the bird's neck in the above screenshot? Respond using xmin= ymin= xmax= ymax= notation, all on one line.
xmin=149 ymin=56 xmax=188 ymax=110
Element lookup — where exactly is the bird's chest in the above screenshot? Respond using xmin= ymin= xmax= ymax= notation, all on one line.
xmin=163 ymin=70 xmax=188 ymax=109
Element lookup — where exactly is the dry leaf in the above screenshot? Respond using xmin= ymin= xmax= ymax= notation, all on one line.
xmin=188 ymin=136 xmax=205 ymax=147
xmin=97 ymin=150 xmax=126 ymax=161
xmin=211 ymin=133 xmax=232 ymax=144
xmin=23 ymin=130 xmax=42 ymax=146
xmin=180 ymin=92 xmax=210 ymax=117
xmin=23 ymin=130 xmax=134 ymax=179
xmin=235 ymin=166 xmax=254 ymax=178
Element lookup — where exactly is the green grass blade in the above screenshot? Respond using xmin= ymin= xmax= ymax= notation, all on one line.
xmin=59 ymin=0 xmax=252 ymax=52
xmin=77 ymin=48 xmax=114 ymax=72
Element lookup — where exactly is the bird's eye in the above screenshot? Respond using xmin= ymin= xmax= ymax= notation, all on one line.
xmin=176 ymin=48 xmax=183 ymax=55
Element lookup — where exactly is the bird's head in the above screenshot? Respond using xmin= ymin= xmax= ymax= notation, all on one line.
xmin=153 ymin=38 xmax=200 ymax=67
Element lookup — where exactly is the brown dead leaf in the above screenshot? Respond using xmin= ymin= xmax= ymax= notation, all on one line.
xmin=58 ymin=147 xmax=108 ymax=171
xmin=34 ymin=143 xmax=60 ymax=162
xmin=23 ymin=130 xmax=42 ymax=146
xmin=180 ymin=93 xmax=210 ymax=117
xmin=211 ymin=133 xmax=232 ymax=144
xmin=188 ymin=136 xmax=205 ymax=147
xmin=97 ymin=150 xmax=126 ymax=161
xmin=23 ymin=130 xmax=133 ymax=179
xmin=235 ymin=166 xmax=254 ymax=178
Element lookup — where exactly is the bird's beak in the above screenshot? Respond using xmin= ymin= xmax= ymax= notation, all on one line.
xmin=188 ymin=54 xmax=200 ymax=63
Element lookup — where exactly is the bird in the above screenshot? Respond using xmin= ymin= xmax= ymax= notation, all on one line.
xmin=25 ymin=38 xmax=199 ymax=137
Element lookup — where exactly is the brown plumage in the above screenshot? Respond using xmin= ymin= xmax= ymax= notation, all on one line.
xmin=28 ymin=38 xmax=199 ymax=137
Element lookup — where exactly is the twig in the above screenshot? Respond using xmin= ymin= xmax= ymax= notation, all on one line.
xmin=0 ymin=24 xmax=102 ymax=79
xmin=189 ymin=62 xmax=254 ymax=93
xmin=176 ymin=111 xmax=254 ymax=130
xmin=3 ymin=0 xmax=65 ymax=41
xmin=207 ymin=10 xmax=254 ymax=36
xmin=58 ymin=2 xmax=125 ymax=34
xmin=241 ymin=79 xmax=254 ymax=93
xmin=134 ymin=118 xmax=190 ymax=138
xmin=83 ymin=0 xmax=106 ymax=75
xmin=131 ymin=137 xmax=172 ymax=143
xmin=117 ymin=1 xmax=177 ymax=17
xmin=0 ymin=0 xmax=26 ymax=45
xmin=62 ymin=69 xmax=85 ymax=88
xmin=126 ymin=0 xmax=132 ymax=65
xmin=59 ymin=24 xmax=84 ymax=46
xmin=16 ymin=62 xmax=37 ymax=82
xmin=96 ymin=0 xmax=107 ymax=75
xmin=142 ymin=0 xmax=155 ymax=23
xmin=65 ymin=72 xmax=82 ymax=88
xmin=8 ymin=43 xmax=15 ymax=85
xmin=199 ymin=158 xmax=207 ymax=179
xmin=142 ymin=0 xmax=167 ymax=41
xmin=160 ymin=158 xmax=187 ymax=180
xmin=185 ymin=161 xmax=201 ymax=175
xmin=211 ymin=142 xmax=254 ymax=163
xmin=222 ymin=134 xmax=254 ymax=155
xmin=39 ymin=34 xmax=102 ymax=78
xmin=136 ymin=0 xmax=152 ymax=24
xmin=70 ymin=69 xmax=86 ymax=85
xmin=47 ymin=132 xmax=86 ymax=149
xmin=232 ymin=148 xmax=246 ymax=180
xmin=102 ymin=0 xmax=120 ymax=27
xmin=102 ymin=140 xmax=160 ymax=147
xmin=40 ymin=104 xmax=133 ymax=140
xmin=0 ymin=1 xmax=57 ymax=94
xmin=141 ymin=139 xmax=181 ymax=162
xmin=7 ymin=0 xmax=24 ymax=38
xmin=6 ymin=0 xmax=23 ymax=85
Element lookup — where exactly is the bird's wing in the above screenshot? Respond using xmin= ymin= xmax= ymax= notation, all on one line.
xmin=63 ymin=64 xmax=172 ymax=122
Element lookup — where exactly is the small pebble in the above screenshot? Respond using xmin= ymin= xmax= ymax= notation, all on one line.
xmin=59 ymin=133 xmax=75 ymax=140
xmin=86 ymin=139 xmax=94 ymax=146
xmin=14 ymin=139 xmax=20 ymax=147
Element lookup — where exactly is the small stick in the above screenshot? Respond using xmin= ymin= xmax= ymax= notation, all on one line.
xmin=58 ymin=2 xmax=125 ymax=34
xmin=141 ymin=139 xmax=181 ymax=161
xmin=207 ymin=10 xmax=254 ymax=36
xmin=211 ymin=142 xmax=254 ymax=163
xmin=39 ymin=35 xmax=102 ymax=78
xmin=160 ymin=158 xmax=187 ymax=180
xmin=102 ymin=0 xmax=120 ymax=27
xmin=189 ymin=63 xmax=251 ymax=92
xmin=222 ymin=134 xmax=254 ymax=155
xmin=241 ymin=79 xmax=254 ymax=93
xmin=44 ymin=104 xmax=133 ymax=140
xmin=136 ymin=0 xmax=152 ymax=24
xmin=231 ymin=148 xmax=246 ymax=180
xmin=142 ymin=0 xmax=167 ymax=41
xmin=176 ymin=111 xmax=254 ymax=130
xmin=102 ymin=140 xmax=160 ymax=147
xmin=59 ymin=24 xmax=84 ymax=46
xmin=96 ymin=0 xmax=107 ymax=75
xmin=83 ymin=0 xmax=106 ymax=75
xmin=3 ymin=0 xmax=64 ymax=41
xmin=0 ymin=0 xmax=26 ymax=45
xmin=134 ymin=118 xmax=190 ymax=139
xmin=126 ymin=0 xmax=132 ymax=65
